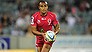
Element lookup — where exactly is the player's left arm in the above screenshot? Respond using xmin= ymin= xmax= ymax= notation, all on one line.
xmin=53 ymin=23 xmax=60 ymax=35
xmin=52 ymin=13 xmax=60 ymax=35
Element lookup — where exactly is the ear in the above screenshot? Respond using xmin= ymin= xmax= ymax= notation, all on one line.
xmin=38 ymin=6 xmax=40 ymax=9
xmin=47 ymin=6 xmax=48 ymax=9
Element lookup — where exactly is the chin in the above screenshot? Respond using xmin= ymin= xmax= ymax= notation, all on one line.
xmin=42 ymin=11 xmax=47 ymax=13
xmin=42 ymin=12 xmax=46 ymax=14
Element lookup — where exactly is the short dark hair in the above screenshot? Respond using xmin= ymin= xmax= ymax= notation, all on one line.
xmin=38 ymin=1 xmax=48 ymax=6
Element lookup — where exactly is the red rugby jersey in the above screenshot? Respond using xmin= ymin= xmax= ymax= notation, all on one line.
xmin=31 ymin=11 xmax=59 ymax=32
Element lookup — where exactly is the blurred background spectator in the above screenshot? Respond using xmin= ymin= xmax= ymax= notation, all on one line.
xmin=87 ymin=20 xmax=92 ymax=34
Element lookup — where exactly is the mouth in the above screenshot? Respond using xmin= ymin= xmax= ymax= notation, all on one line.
xmin=42 ymin=10 xmax=47 ymax=13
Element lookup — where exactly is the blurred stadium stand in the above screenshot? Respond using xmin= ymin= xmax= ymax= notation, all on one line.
xmin=0 ymin=0 xmax=92 ymax=35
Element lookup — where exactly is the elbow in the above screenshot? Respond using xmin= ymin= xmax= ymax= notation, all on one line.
xmin=59 ymin=27 xmax=60 ymax=32
xmin=31 ymin=30 xmax=35 ymax=35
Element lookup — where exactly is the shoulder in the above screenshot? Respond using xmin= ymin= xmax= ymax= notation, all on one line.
xmin=32 ymin=12 xmax=40 ymax=17
xmin=48 ymin=11 xmax=56 ymax=17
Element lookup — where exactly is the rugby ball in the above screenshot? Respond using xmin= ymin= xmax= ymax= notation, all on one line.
xmin=45 ymin=30 xmax=56 ymax=42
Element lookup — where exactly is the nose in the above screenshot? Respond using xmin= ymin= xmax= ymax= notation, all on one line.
xmin=42 ymin=6 xmax=45 ymax=10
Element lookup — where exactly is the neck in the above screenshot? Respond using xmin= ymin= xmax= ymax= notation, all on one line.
xmin=41 ymin=12 xmax=47 ymax=16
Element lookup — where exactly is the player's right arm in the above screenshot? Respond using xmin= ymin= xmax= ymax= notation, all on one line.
xmin=31 ymin=16 xmax=45 ymax=36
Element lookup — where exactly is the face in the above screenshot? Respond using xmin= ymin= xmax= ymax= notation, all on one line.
xmin=39 ymin=2 xmax=48 ymax=14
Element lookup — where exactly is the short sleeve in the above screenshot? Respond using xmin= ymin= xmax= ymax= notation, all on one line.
xmin=52 ymin=13 xmax=59 ymax=25
xmin=30 ymin=16 xmax=37 ymax=26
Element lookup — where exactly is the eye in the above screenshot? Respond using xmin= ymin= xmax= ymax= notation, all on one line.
xmin=44 ymin=5 xmax=47 ymax=7
xmin=40 ymin=5 xmax=43 ymax=7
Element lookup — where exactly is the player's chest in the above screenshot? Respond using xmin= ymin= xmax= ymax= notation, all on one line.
xmin=36 ymin=16 xmax=52 ymax=26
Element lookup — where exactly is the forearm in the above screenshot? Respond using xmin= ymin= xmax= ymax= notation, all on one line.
xmin=54 ymin=24 xmax=60 ymax=35
xmin=31 ymin=26 xmax=44 ymax=36
xmin=54 ymin=29 xmax=60 ymax=35
xmin=32 ymin=30 xmax=44 ymax=36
